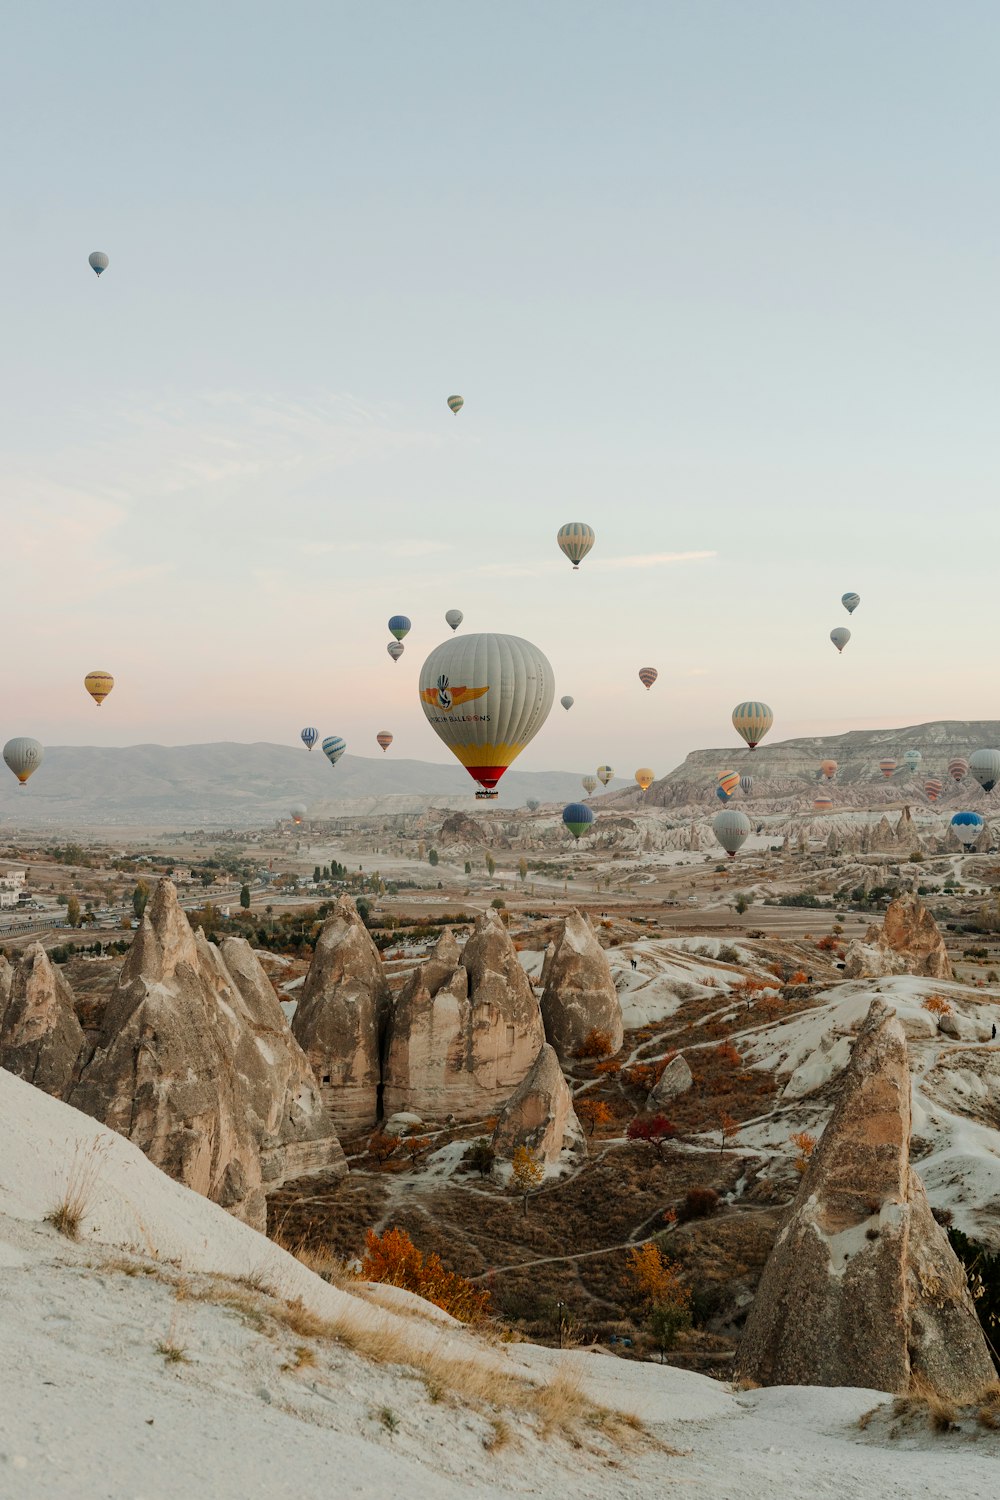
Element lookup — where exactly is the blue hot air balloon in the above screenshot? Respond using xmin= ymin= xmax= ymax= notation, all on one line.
xmin=388 ymin=616 xmax=411 ymax=641
xmin=322 ymin=735 xmax=346 ymax=768
xmin=841 ymin=592 xmax=861 ymax=614
xmin=951 ymin=811 xmax=985 ymax=848
xmin=562 ymin=802 xmax=595 ymax=840
xmin=301 ymin=727 xmax=318 ymax=752
xmin=716 ymin=785 xmax=731 ymax=802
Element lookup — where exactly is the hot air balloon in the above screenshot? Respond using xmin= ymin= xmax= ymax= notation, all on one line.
xmin=376 ymin=731 xmax=393 ymax=753
xmin=718 ymin=770 xmax=740 ymax=798
xmin=904 ymin=750 xmax=922 ymax=774
xmin=951 ymin=811 xmax=985 ymax=848
xmin=830 ymin=628 xmax=851 ymax=653
xmin=841 ymin=592 xmax=860 ymax=614
xmin=924 ymin=779 xmax=943 ymax=803
xmin=560 ymin=696 xmax=574 ymax=711
xmin=445 ymin=609 xmax=463 ymax=631
xmin=387 ymin=641 xmax=405 ymax=662
xmin=88 ymin=251 xmax=109 ymax=277
xmin=813 ymin=793 xmax=833 ymax=811
xmin=3 ymin=737 xmax=43 ymax=786
xmin=447 ymin=395 xmax=464 ymax=414
xmin=388 ymin=616 xmax=411 ymax=641
xmin=301 ymin=727 xmax=319 ymax=751
xmin=322 ymin=735 xmax=346 ymax=768
xmin=634 ymin=768 xmax=654 ymax=793
xmin=597 ymin=765 xmax=614 ymax=786
xmin=732 ymin=701 xmax=773 ymax=751
xmin=557 ymin=522 xmax=595 ymax=570
xmin=418 ymin=633 xmax=554 ymax=797
xmin=563 ymin=803 xmax=595 ymax=840
xmin=820 ymin=759 xmax=838 ymax=779
xmin=969 ymin=748 xmax=1000 ymax=793
xmin=949 ymin=757 xmax=969 ymax=783
xmin=638 ymin=667 xmax=658 ymax=691
xmin=878 ymin=759 xmax=897 ymax=780
xmin=83 ymin=671 xmax=114 ymax=707
xmin=581 ymin=775 xmax=598 ymax=796
xmin=713 ymin=807 xmax=751 ymax=858
xmin=739 ymin=775 xmax=753 ymax=796
xmin=526 ymin=798 xmax=540 ymax=812
xmin=290 ymin=804 xmax=306 ymax=826
xmin=715 ymin=785 xmax=731 ymax=803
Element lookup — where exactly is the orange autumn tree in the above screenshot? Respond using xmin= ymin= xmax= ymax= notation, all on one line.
xmin=360 ymin=1227 xmax=490 ymax=1324
xmin=576 ymin=1099 xmax=613 ymax=1136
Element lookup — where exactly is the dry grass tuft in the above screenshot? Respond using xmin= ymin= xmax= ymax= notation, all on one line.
xmin=892 ymin=1379 xmax=960 ymax=1434
xmin=281 ymin=1344 xmax=318 ymax=1372
xmin=857 ymin=1404 xmax=882 ymax=1430
xmin=44 ymin=1140 xmax=110 ymax=1241
xmin=155 ymin=1340 xmax=189 ymax=1365
xmin=484 ymin=1417 xmax=511 ymax=1452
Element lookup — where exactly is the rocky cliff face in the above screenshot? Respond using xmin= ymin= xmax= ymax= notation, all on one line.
xmin=70 ymin=881 xmax=344 ymax=1231
xmin=383 ymin=911 xmax=545 ymax=1122
xmin=734 ymin=999 xmax=994 ymax=1399
xmin=491 ymin=1044 xmax=585 ymax=1167
xmin=291 ymin=895 xmax=390 ymax=1135
xmin=0 ymin=943 xmax=84 ymax=1099
xmin=844 ymin=893 xmax=953 ymax=981
xmin=539 ymin=911 xmax=623 ymax=1063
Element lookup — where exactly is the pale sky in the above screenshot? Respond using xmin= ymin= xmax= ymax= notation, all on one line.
xmin=2 ymin=2 xmax=999 ymax=782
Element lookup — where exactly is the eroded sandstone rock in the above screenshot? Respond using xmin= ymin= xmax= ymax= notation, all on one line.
xmin=491 ymin=1044 xmax=585 ymax=1167
xmin=845 ymin=893 xmax=953 ymax=982
xmin=734 ymin=999 xmax=994 ymax=1399
xmin=291 ymin=895 xmax=389 ymax=1134
xmin=539 ymin=910 xmax=623 ymax=1063
xmin=0 ymin=943 xmax=84 ymax=1099
xmin=646 ymin=1053 xmax=693 ymax=1111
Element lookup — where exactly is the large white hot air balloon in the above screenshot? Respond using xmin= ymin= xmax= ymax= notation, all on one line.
xmin=88 ymin=251 xmax=109 ymax=277
xmin=418 ymin=633 xmax=554 ymax=798
xmin=3 ymin=737 xmax=44 ymax=786
xmin=713 ymin=807 xmax=751 ymax=858
xmin=830 ymin=627 xmax=851 ymax=654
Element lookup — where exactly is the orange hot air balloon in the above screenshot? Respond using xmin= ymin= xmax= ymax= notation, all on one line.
xmin=924 ymin=778 xmax=943 ymax=803
xmin=820 ymin=759 xmax=837 ymax=779
xmin=638 ymin=667 xmax=658 ymax=691
xmin=376 ymin=731 xmax=393 ymax=753
xmin=635 ymin=768 xmax=655 ymax=793
xmin=84 ymin=671 xmax=114 ymax=706
xmin=717 ymin=770 xmax=740 ymax=798
xmin=878 ymin=759 xmax=897 ymax=780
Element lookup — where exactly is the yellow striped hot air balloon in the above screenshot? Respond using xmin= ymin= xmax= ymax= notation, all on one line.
xmin=376 ymin=731 xmax=393 ymax=753
xmin=557 ymin=522 xmax=595 ymax=570
xmin=717 ymin=770 xmax=740 ymax=798
xmin=732 ymin=701 xmax=773 ymax=751
xmin=84 ymin=671 xmax=114 ymax=706
xmin=635 ymin=768 xmax=654 ymax=793
xmin=638 ymin=667 xmax=658 ymax=690
xmin=879 ymin=759 xmax=897 ymax=780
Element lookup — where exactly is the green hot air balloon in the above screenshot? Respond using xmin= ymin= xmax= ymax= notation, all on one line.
xmin=557 ymin=522 xmax=595 ymax=570
xmin=447 ymin=395 xmax=464 ymax=414
xmin=563 ymin=803 xmax=595 ymax=841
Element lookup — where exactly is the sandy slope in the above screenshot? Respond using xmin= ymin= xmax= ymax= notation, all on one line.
xmin=3 ymin=1069 xmax=1000 ymax=1498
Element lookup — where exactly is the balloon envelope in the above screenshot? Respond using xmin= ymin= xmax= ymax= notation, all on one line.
xmin=904 ymin=750 xmax=922 ymax=773
xmin=820 ymin=759 xmax=838 ymax=779
xmin=638 ymin=667 xmax=658 ymax=690
xmin=321 ymin=736 xmax=346 ymax=768
xmin=301 ymin=727 xmax=319 ymax=751
xmin=447 ymin=395 xmax=464 ymax=414
xmin=841 ymin=592 xmax=860 ymax=614
xmin=713 ymin=808 xmax=751 ymax=857
xmin=582 ymin=775 xmax=598 ymax=795
xmin=949 ymin=757 xmax=969 ymax=783
xmin=634 ymin=768 xmax=654 ymax=792
xmin=715 ymin=785 xmax=731 ymax=802
xmin=813 ymin=794 xmax=833 ymax=810
xmin=557 ymin=522 xmax=595 ymax=569
xmin=718 ymin=770 xmax=740 ymax=798
xmin=376 ymin=731 xmax=393 ymax=753
xmin=3 ymin=737 xmax=43 ymax=785
xmin=84 ymin=670 xmax=114 ymax=706
xmin=830 ymin=628 xmax=851 ymax=653
xmin=597 ymin=765 xmax=614 ymax=786
xmin=739 ymin=775 xmax=753 ymax=795
xmin=952 ymin=811 xmax=985 ymax=847
xmin=925 ymin=779 xmax=943 ymax=802
xmin=418 ymin=633 xmax=555 ymax=796
xmin=445 ymin=609 xmax=463 ymax=631
xmin=387 ymin=641 xmax=405 ymax=662
xmin=879 ymin=759 xmax=897 ymax=779
xmin=563 ymin=802 xmax=595 ymax=840
xmin=88 ymin=251 xmax=109 ymax=276
xmin=560 ymin=696 xmax=574 ymax=711
xmin=969 ymin=748 xmax=1000 ymax=793
xmin=732 ymin=701 xmax=773 ymax=750
xmin=388 ymin=616 xmax=411 ymax=641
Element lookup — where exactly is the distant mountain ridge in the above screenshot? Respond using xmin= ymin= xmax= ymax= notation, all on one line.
xmin=0 ymin=742 xmax=629 ymax=828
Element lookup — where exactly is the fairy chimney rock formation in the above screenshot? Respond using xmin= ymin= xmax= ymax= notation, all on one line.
xmin=539 ymin=910 xmax=623 ymax=1063
xmin=734 ymin=999 xmax=995 ymax=1399
xmin=382 ymin=908 xmax=545 ymax=1121
xmin=845 ymin=893 xmax=952 ymax=981
xmin=291 ymin=895 xmax=389 ymax=1134
xmin=0 ymin=943 xmax=84 ymax=1099
xmin=492 ymin=1044 xmax=585 ymax=1167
